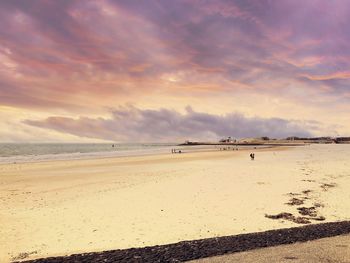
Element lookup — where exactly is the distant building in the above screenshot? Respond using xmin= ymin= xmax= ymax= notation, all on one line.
xmin=334 ymin=137 xmax=350 ymax=143
xmin=219 ymin=136 xmax=236 ymax=143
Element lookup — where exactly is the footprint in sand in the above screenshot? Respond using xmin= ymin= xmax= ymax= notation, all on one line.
xmin=320 ymin=183 xmax=337 ymax=191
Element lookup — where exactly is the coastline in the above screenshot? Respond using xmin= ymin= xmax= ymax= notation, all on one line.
xmin=0 ymin=144 xmax=282 ymax=165
xmin=1 ymin=144 xmax=350 ymax=262
xmin=0 ymin=144 xmax=275 ymax=165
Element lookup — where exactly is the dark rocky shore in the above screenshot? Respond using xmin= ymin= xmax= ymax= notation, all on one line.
xmin=22 ymin=221 xmax=350 ymax=263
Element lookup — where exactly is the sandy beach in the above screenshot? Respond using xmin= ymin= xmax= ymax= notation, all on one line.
xmin=1 ymin=144 xmax=350 ymax=262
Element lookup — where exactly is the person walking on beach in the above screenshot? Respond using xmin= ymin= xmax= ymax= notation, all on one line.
xmin=250 ymin=153 xmax=255 ymax=160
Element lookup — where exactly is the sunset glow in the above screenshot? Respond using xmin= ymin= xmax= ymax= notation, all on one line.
xmin=1 ymin=0 xmax=349 ymax=142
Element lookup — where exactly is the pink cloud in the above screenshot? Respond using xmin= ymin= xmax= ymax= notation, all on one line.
xmin=0 ymin=0 xmax=349 ymax=138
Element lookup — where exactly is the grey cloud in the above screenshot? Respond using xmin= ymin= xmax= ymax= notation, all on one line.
xmin=1 ymin=0 xmax=349 ymax=98
xmin=24 ymin=106 xmax=314 ymax=142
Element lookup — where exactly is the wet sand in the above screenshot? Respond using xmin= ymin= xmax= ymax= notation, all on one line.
xmin=1 ymin=144 xmax=350 ymax=262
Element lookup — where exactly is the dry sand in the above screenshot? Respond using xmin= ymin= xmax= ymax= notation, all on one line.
xmin=1 ymin=144 xmax=350 ymax=262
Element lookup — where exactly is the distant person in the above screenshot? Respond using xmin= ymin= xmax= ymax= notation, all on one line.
xmin=250 ymin=153 xmax=255 ymax=160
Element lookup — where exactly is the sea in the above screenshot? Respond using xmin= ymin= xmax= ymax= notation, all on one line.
xmin=0 ymin=143 xmax=178 ymax=164
xmin=0 ymin=143 xmax=267 ymax=164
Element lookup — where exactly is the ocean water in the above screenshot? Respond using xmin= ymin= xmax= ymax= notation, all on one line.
xmin=0 ymin=143 xmax=179 ymax=157
xmin=0 ymin=143 xmax=268 ymax=164
xmin=0 ymin=143 xmax=178 ymax=163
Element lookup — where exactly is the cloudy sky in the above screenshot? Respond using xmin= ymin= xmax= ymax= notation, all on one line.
xmin=0 ymin=0 xmax=349 ymax=142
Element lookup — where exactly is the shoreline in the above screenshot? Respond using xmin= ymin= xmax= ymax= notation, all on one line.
xmin=20 ymin=221 xmax=350 ymax=262
xmin=0 ymin=144 xmax=283 ymax=165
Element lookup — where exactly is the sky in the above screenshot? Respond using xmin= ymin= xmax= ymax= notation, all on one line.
xmin=0 ymin=0 xmax=349 ymax=142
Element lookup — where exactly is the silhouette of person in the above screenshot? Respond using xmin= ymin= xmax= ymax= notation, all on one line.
xmin=250 ymin=153 xmax=255 ymax=160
